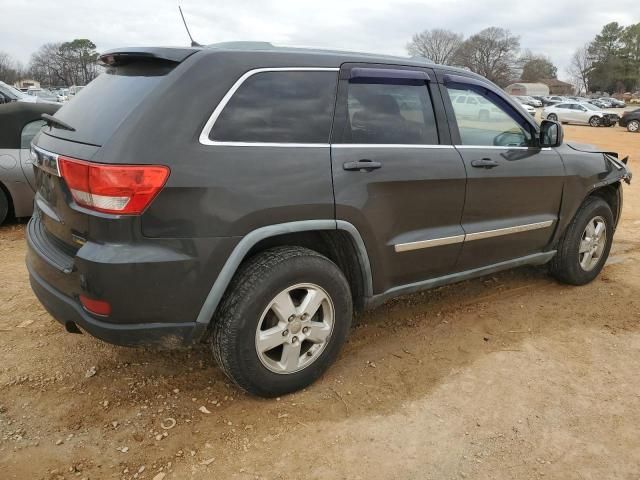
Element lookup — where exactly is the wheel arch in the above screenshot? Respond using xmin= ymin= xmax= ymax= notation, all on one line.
xmin=194 ymin=220 xmax=372 ymax=337
xmin=587 ymin=181 xmax=622 ymax=229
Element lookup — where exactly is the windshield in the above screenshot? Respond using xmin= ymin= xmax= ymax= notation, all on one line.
xmin=582 ymin=103 xmax=600 ymax=111
xmin=1 ymin=83 xmax=27 ymax=99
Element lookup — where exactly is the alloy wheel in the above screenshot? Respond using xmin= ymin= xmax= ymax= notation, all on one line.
xmin=589 ymin=116 xmax=601 ymax=127
xmin=579 ymin=216 xmax=607 ymax=272
xmin=628 ymin=120 xmax=639 ymax=132
xmin=255 ymin=283 xmax=334 ymax=374
xmin=547 ymin=113 xmax=557 ymax=121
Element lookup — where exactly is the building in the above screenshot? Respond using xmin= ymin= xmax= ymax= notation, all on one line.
xmin=504 ymin=82 xmax=550 ymax=96
xmin=13 ymin=79 xmax=40 ymax=90
xmin=539 ymin=78 xmax=574 ymax=95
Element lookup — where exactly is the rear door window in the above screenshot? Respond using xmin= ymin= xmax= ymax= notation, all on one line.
xmin=338 ymin=78 xmax=438 ymax=144
xmin=209 ymin=71 xmax=338 ymax=144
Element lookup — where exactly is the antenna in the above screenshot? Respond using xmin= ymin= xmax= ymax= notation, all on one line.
xmin=179 ymin=4 xmax=202 ymax=47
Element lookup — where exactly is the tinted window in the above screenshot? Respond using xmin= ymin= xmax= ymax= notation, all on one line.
xmin=446 ymin=87 xmax=532 ymax=147
xmin=21 ymin=120 xmax=46 ymax=148
xmin=210 ymin=71 xmax=337 ymax=143
xmin=47 ymin=62 xmax=176 ymax=146
xmin=340 ymin=81 xmax=438 ymax=144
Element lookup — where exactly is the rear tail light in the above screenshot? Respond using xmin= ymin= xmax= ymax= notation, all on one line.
xmin=58 ymin=156 xmax=169 ymax=215
xmin=79 ymin=295 xmax=112 ymax=316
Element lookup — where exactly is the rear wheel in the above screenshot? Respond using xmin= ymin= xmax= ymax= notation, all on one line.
xmin=0 ymin=188 xmax=8 ymax=225
xmin=627 ymin=120 xmax=639 ymax=132
xmin=211 ymin=246 xmax=353 ymax=397
xmin=550 ymin=197 xmax=614 ymax=285
xmin=547 ymin=113 xmax=558 ymax=122
xmin=589 ymin=116 xmax=601 ymax=127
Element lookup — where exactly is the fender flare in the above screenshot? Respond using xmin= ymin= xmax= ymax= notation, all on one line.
xmin=194 ymin=220 xmax=373 ymax=329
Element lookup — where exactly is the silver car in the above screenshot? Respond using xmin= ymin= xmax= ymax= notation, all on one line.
xmin=0 ymin=102 xmax=60 ymax=224
xmin=541 ymin=102 xmax=619 ymax=127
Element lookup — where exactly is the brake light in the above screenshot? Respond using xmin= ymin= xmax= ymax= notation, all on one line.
xmin=58 ymin=156 xmax=169 ymax=215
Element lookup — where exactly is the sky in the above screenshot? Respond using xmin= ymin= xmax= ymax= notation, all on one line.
xmin=1 ymin=0 xmax=638 ymax=79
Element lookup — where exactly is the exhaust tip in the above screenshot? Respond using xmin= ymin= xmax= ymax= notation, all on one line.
xmin=65 ymin=321 xmax=82 ymax=334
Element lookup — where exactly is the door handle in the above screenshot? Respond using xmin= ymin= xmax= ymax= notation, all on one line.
xmin=471 ymin=158 xmax=499 ymax=169
xmin=343 ymin=159 xmax=382 ymax=171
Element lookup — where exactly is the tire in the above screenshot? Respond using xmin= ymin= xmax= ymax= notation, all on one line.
xmin=547 ymin=113 xmax=558 ymax=122
xmin=0 ymin=188 xmax=8 ymax=225
xmin=550 ymin=196 xmax=614 ymax=285
xmin=589 ymin=116 xmax=601 ymax=127
xmin=627 ymin=120 xmax=639 ymax=133
xmin=210 ymin=246 xmax=353 ymax=397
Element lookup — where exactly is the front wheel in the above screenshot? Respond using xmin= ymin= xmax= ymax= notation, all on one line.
xmin=550 ymin=197 xmax=614 ymax=285
xmin=627 ymin=119 xmax=639 ymax=132
xmin=589 ymin=116 xmax=601 ymax=127
xmin=547 ymin=113 xmax=558 ymax=122
xmin=211 ymin=246 xmax=353 ymax=397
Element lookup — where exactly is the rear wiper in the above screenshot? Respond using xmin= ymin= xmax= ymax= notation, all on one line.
xmin=41 ymin=113 xmax=76 ymax=132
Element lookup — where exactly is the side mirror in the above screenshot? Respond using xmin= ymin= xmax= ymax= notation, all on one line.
xmin=539 ymin=120 xmax=563 ymax=148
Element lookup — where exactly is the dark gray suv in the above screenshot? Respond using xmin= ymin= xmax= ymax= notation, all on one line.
xmin=27 ymin=43 xmax=631 ymax=397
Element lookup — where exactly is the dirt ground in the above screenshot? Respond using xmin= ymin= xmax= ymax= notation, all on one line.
xmin=1 ymin=123 xmax=640 ymax=480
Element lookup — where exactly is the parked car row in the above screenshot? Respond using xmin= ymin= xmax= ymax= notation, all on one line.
xmin=534 ymin=95 xmax=626 ymax=108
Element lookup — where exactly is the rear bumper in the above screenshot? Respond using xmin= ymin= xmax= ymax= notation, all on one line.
xmin=28 ymin=260 xmax=203 ymax=347
xmin=25 ymin=213 xmax=223 ymax=347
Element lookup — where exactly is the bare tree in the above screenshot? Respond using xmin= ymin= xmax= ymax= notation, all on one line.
xmin=567 ymin=44 xmax=592 ymax=94
xmin=29 ymin=39 xmax=99 ymax=87
xmin=518 ymin=50 xmax=557 ymax=81
xmin=0 ymin=52 xmax=23 ymax=84
xmin=406 ymin=29 xmax=464 ymax=65
xmin=454 ymin=27 xmax=520 ymax=86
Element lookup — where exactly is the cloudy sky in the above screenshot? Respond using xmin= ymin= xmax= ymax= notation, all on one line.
xmin=1 ymin=0 xmax=638 ymax=78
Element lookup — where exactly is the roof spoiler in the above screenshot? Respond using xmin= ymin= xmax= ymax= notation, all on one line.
xmin=99 ymin=47 xmax=199 ymax=66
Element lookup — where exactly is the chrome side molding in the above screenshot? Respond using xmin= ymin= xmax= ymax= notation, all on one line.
xmin=394 ymin=220 xmax=554 ymax=253
xmin=394 ymin=234 xmax=464 ymax=252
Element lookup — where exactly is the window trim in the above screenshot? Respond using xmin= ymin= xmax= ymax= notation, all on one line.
xmin=332 ymin=65 xmax=441 ymax=146
xmin=198 ymin=67 xmax=339 ymax=147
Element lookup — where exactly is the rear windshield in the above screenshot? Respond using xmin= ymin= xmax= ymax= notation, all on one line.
xmin=45 ymin=62 xmax=174 ymax=146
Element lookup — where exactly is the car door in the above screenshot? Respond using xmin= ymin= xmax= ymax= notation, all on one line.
xmin=441 ymin=74 xmax=564 ymax=270
xmin=573 ymin=104 xmax=590 ymax=124
xmin=331 ymin=64 xmax=467 ymax=293
xmin=553 ymin=103 xmax=570 ymax=122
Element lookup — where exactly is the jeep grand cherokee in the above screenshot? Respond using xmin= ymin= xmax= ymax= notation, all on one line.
xmin=27 ymin=42 xmax=631 ymax=397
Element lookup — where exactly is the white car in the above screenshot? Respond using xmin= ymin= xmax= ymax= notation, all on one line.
xmin=449 ymin=92 xmax=502 ymax=120
xmin=515 ymin=100 xmax=536 ymax=115
xmin=515 ymin=95 xmax=542 ymax=107
xmin=542 ymin=102 xmax=619 ymax=127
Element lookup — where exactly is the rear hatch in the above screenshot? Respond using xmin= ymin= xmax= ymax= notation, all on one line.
xmin=31 ymin=47 xmax=197 ymax=254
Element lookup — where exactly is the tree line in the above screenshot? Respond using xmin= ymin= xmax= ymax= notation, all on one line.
xmin=408 ymin=23 xmax=640 ymax=94
xmin=407 ymin=27 xmax=557 ymax=87
xmin=569 ymin=22 xmax=640 ymax=94
xmin=0 ymin=39 xmax=100 ymax=88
